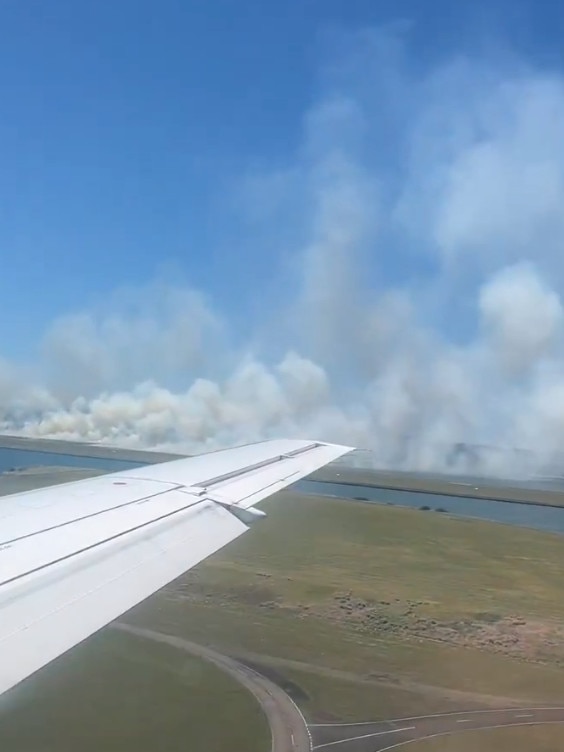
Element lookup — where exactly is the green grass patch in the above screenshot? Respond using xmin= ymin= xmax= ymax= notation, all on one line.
xmin=279 ymin=666 xmax=466 ymax=722
xmin=0 ymin=628 xmax=269 ymax=752
xmin=126 ymin=492 xmax=564 ymax=721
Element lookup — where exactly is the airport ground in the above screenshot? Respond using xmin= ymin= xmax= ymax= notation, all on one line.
xmin=2 ymin=439 xmax=564 ymax=750
xmin=124 ymin=490 xmax=564 ymax=750
xmin=0 ymin=626 xmax=269 ymax=752
xmin=311 ymin=464 xmax=564 ymax=507
xmin=3 ymin=432 xmax=564 ymax=507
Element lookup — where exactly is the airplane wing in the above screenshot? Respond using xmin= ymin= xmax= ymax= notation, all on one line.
xmin=0 ymin=438 xmax=352 ymax=697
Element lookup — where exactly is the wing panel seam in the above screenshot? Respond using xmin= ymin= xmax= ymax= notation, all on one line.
xmin=0 ymin=498 xmax=212 ymax=589
xmin=0 ymin=507 xmax=241 ymax=645
xmin=192 ymin=442 xmax=321 ymax=489
xmin=0 ymin=486 xmax=185 ymax=547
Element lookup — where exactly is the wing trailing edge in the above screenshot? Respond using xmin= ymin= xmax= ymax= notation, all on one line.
xmin=0 ymin=438 xmax=353 ymax=696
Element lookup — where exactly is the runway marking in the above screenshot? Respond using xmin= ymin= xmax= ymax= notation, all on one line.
xmin=456 ymin=719 xmax=471 ymax=723
xmin=287 ymin=690 xmax=313 ymax=750
xmin=309 ymin=706 xmax=564 ymax=727
xmin=515 ymin=713 xmax=533 ymax=718
xmin=375 ymin=720 xmax=564 ymax=751
xmin=313 ymin=726 xmax=415 ymax=749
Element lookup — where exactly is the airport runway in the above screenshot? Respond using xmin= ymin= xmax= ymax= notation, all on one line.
xmin=310 ymin=707 xmax=564 ymax=750
xmin=113 ymin=623 xmax=312 ymax=752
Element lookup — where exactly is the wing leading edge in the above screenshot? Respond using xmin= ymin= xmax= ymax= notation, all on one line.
xmin=0 ymin=438 xmax=352 ymax=696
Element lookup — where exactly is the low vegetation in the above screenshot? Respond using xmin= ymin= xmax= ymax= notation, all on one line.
xmin=9 ymin=487 xmax=564 ymax=751
xmin=126 ymin=491 xmax=564 ymax=723
xmin=0 ymin=628 xmax=269 ymax=752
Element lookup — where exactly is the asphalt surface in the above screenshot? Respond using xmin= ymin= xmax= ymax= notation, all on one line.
xmin=113 ymin=623 xmax=312 ymax=752
xmin=310 ymin=708 xmax=564 ymax=750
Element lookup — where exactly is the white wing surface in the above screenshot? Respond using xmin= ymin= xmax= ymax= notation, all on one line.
xmin=0 ymin=438 xmax=352 ymax=696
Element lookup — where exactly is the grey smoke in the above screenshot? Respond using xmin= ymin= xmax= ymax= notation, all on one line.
xmin=3 ymin=31 xmax=564 ymax=478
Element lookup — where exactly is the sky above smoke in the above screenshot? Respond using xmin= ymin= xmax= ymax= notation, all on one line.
xmin=4 ymin=28 xmax=564 ymax=478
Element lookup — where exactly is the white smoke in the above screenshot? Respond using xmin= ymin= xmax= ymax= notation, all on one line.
xmin=41 ymin=281 xmax=223 ymax=399
xmin=479 ymin=263 xmax=564 ymax=376
xmin=3 ymin=30 xmax=564 ymax=478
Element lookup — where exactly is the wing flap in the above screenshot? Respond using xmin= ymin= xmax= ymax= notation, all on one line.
xmin=0 ymin=489 xmax=205 ymax=584
xmin=0 ymin=438 xmax=353 ymax=696
xmin=199 ymin=440 xmax=350 ymax=509
xmin=0 ymin=500 xmax=245 ymax=696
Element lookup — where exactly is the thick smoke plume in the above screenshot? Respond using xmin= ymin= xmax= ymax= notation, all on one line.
xmin=4 ymin=31 xmax=564 ymax=478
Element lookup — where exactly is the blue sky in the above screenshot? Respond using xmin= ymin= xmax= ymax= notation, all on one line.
xmin=4 ymin=0 xmax=564 ymax=467
xmin=0 ymin=0 xmax=561 ymax=356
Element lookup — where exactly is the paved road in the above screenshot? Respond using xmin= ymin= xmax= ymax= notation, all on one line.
xmin=310 ymin=707 xmax=564 ymax=750
xmin=113 ymin=623 xmax=311 ymax=752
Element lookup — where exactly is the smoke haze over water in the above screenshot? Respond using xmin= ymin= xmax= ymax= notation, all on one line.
xmin=5 ymin=30 xmax=564 ymax=478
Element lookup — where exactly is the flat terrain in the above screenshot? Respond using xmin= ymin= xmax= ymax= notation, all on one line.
xmin=7 ymin=431 xmax=564 ymax=507
xmin=0 ymin=466 xmax=107 ymax=495
xmin=0 ymin=433 xmax=182 ymax=463
xmin=115 ymin=623 xmax=311 ymax=752
xmin=3 ymin=438 xmax=564 ymax=750
xmin=124 ymin=490 xmax=564 ymax=735
xmin=408 ymin=725 xmax=564 ymax=752
xmin=312 ymin=465 xmax=564 ymax=507
xmin=0 ymin=627 xmax=269 ymax=752
xmin=311 ymin=709 xmax=564 ymax=751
